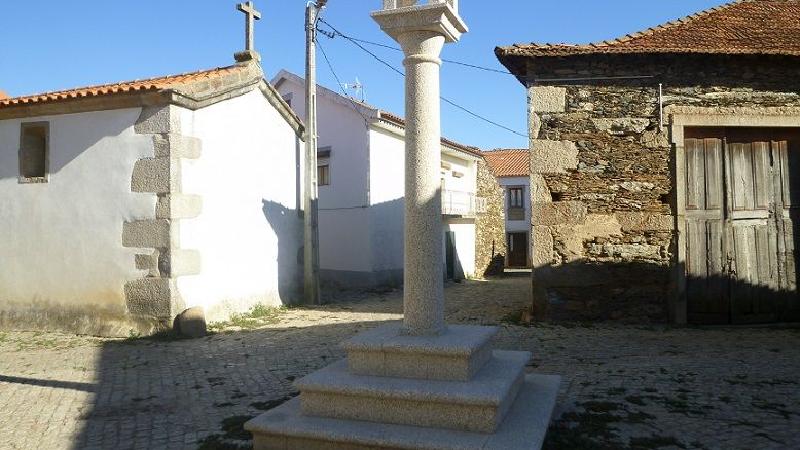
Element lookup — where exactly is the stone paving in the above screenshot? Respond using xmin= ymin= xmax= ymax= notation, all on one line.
xmin=0 ymin=274 xmax=798 ymax=449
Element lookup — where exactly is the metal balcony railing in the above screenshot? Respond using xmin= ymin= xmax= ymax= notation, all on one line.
xmin=442 ymin=190 xmax=487 ymax=216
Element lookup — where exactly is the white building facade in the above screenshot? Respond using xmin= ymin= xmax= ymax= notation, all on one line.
xmin=483 ymin=149 xmax=532 ymax=267
xmin=274 ymin=70 xmax=486 ymax=287
xmin=0 ymin=60 xmax=305 ymax=336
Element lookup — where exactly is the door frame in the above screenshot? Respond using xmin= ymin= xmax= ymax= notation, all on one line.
xmin=668 ymin=106 xmax=800 ymax=324
xmin=507 ymin=232 xmax=529 ymax=268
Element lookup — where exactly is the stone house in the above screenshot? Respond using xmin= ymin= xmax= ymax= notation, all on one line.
xmin=496 ymin=0 xmax=800 ymax=324
xmin=483 ymin=148 xmax=532 ymax=268
xmin=0 ymin=57 xmax=305 ymax=336
xmin=273 ymin=70 xmax=505 ymax=286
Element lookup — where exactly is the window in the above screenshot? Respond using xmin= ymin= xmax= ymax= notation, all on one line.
xmin=317 ymin=146 xmax=331 ymax=186
xmin=19 ymin=122 xmax=49 ymax=182
xmin=318 ymin=163 xmax=330 ymax=186
xmin=508 ymin=187 xmax=524 ymax=209
xmin=282 ymin=93 xmax=293 ymax=108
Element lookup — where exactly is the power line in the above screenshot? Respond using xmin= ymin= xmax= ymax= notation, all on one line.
xmin=316 ymin=18 xmax=528 ymax=138
xmin=317 ymin=18 xmax=514 ymax=76
xmin=316 ymin=38 xmax=372 ymax=128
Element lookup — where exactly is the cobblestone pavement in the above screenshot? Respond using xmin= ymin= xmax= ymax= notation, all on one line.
xmin=1 ymin=274 xmax=799 ymax=449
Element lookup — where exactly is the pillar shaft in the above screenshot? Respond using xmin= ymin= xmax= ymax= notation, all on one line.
xmin=399 ymin=32 xmax=447 ymax=336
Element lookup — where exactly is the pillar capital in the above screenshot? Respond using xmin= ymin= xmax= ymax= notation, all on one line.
xmin=371 ymin=0 xmax=468 ymax=45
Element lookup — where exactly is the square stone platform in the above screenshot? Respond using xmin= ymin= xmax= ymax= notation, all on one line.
xmin=246 ymin=373 xmax=560 ymax=450
xmin=246 ymin=323 xmax=560 ymax=449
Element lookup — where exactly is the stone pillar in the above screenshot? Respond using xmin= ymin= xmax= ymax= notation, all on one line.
xmin=372 ymin=0 xmax=467 ymax=336
xmin=245 ymin=4 xmax=561 ymax=448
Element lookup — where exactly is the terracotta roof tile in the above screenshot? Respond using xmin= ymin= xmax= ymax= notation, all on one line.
xmin=482 ymin=148 xmax=529 ymax=177
xmin=378 ymin=111 xmax=483 ymax=157
xmin=0 ymin=65 xmax=248 ymax=108
xmin=497 ymin=0 xmax=800 ymax=62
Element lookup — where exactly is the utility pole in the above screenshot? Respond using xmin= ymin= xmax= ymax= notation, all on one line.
xmin=304 ymin=0 xmax=326 ymax=305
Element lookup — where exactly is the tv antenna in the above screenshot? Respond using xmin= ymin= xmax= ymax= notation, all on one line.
xmin=342 ymin=77 xmax=366 ymax=102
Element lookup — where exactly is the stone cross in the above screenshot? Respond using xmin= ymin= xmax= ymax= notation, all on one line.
xmin=237 ymin=1 xmax=262 ymax=52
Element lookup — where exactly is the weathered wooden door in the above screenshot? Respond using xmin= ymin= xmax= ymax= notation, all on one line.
xmin=507 ymin=232 xmax=528 ymax=268
xmin=685 ymin=128 xmax=800 ymax=324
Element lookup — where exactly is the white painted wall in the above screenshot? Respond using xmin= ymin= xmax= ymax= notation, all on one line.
xmin=276 ymin=74 xmax=374 ymax=277
xmin=0 ymin=108 xmax=155 ymax=315
xmin=499 ymin=176 xmax=531 ymax=233
xmin=273 ymin=71 xmax=481 ymax=285
xmin=369 ymin=127 xmax=406 ymax=273
xmin=444 ymin=221 xmax=476 ymax=278
xmin=368 ymin=125 xmax=480 ymax=279
xmin=178 ymin=90 xmax=304 ymax=321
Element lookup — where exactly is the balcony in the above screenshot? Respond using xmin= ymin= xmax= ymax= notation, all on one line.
xmin=442 ymin=190 xmax=487 ymax=217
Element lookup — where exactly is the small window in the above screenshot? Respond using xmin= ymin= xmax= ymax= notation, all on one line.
xmin=318 ymin=163 xmax=330 ymax=186
xmin=19 ymin=122 xmax=49 ymax=182
xmin=317 ymin=146 xmax=331 ymax=187
xmin=282 ymin=93 xmax=293 ymax=108
xmin=508 ymin=187 xmax=524 ymax=209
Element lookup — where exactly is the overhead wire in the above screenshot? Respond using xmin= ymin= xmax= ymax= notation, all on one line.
xmin=316 ymin=32 xmax=372 ymax=129
xmin=316 ymin=18 xmax=528 ymax=138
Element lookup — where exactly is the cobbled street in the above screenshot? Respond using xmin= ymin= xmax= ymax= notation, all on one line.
xmin=1 ymin=274 xmax=798 ymax=450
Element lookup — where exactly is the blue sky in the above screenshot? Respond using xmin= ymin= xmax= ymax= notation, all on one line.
xmin=0 ymin=0 xmax=723 ymax=149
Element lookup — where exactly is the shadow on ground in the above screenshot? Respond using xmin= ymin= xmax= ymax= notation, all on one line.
xmin=2 ymin=275 xmax=799 ymax=449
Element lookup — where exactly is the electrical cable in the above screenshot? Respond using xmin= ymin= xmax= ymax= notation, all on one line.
xmin=317 ymin=18 xmax=528 ymax=138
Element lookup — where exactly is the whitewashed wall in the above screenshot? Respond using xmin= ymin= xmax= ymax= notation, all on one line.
xmin=0 ymin=108 xmax=155 ymax=319
xmin=499 ymin=176 xmax=531 ymax=233
xmin=178 ymin=90 xmax=304 ymax=321
xmin=442 ymin=152 xmax=477 ymax=194
xmin=444 ymin=221 xmax=476 ymax=278
xmin=273 ymin=71 xmax=481 ymax=286
xmin=369 ymin=127 xmax=406 ymax=274
xmin=275 ymin=75 xmax=373 ymax=278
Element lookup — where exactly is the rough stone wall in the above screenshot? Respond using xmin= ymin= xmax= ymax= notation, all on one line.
xmin=527 ymin=54 xmax=800 ymax=322
xmin=475 ymin=160 xmax=506 ymax=277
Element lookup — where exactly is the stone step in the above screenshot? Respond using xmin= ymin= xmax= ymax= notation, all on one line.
xmin=245 ymin=373 xmax=561 ymax=450
xmin=341 ymin=322 xmax=498 ymax=381
xmin=294 ymin=350 xmax=529 ymax=433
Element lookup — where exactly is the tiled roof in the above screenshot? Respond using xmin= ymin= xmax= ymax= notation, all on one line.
xmin=496 ymin=0 xmax=800 ymax=62
xmin=378 ymin=111 xmax=483 ymax=157
xmin=0 ymin=65 xmax=248 ymax=108
xmin=273 ymin=70 xmax=483 ymax=158
xmin=481 ymin=148 xmax=529 ymax=177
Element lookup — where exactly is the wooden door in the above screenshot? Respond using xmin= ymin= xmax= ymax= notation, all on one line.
xmin=725 ymin=139 xmax=779 ymax=323
xmin=685 ymin=137 xmax=727 ymax=323
xmin=685 ymin=128 xmax=800 ymax=324
xmin=507 ymin=233 xmax=528 ymax=268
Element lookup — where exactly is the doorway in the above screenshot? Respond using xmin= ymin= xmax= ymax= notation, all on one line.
xmin=507 ymin=232 xmax=529 ymax=268
xmin=684 ymin=127 xmax=800 ymax=323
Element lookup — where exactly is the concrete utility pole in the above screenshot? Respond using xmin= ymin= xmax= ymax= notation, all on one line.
xmin=303 ymin=0 xmax=327 ymax=305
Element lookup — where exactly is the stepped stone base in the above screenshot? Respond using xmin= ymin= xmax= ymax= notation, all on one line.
xmin=245 ymin=373 xmax=560 ymax=450
xmin=246 ymin=323 xmax=560 ymax=449
xmin=297 ymin=351 xmax=527 ymax=433
xmin=343 ymin=323 xmax=498 ymax=381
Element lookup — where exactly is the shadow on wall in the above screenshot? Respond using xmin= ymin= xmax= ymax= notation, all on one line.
xmin=483 ymin=250 xmax=506 ymax=278
xmin=0 ymin=114 xmax=137 ymax=181
xmin=534 ymin=260 xmax=800 ymax=324
xmin=261 ymin=200 xmax=304 ymax=306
